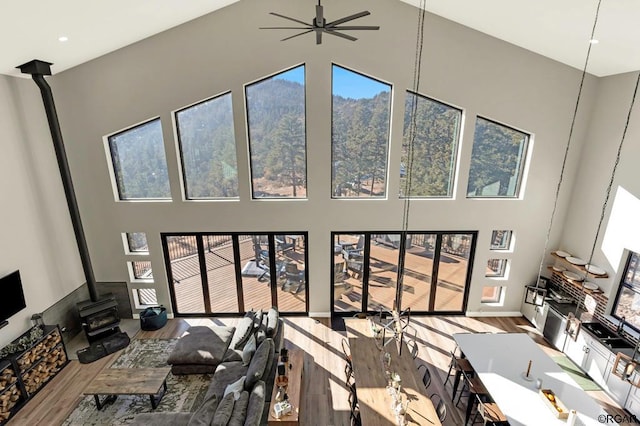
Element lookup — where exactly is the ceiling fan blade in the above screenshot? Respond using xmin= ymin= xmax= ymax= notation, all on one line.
xmin=260 ymin=26 xmax=313 ymax=30
xmin=281 ymin=29 xmax=314 ymax=42
xmin=323 ymin=29 xmax=357 ymax=42
xmin=316 ymin=30 xmax=323 ymax=45
xmin=326 ymin=11 xmax=370 ymax=27
xmin=269 ymin=12 xmax=311 ymax=27
xmin=316 ymin=4 xmax=324 ymax=27
xmin=330 ymin=25 xmax=380 ymax=31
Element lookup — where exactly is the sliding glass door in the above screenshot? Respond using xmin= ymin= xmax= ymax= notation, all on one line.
xmin=163 ymin=232 xmax=308 ymax=316
xmin=332 ymin=231 xmax=476 ymax=316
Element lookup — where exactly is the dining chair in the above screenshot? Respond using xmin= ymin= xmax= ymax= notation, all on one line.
xmin=406 ymin=338 xmax=419 ymax=360
xmin=342 ymin=338 xmax=354 ymax=383
xmin=444 ymin=350 xmax=474 ymax=401
xmin=429 ymin=393 xmax=447 ymax=422
xmin=348 ymin=381 xmax=361 ymax=425
xmin=471 ymin=393 xmax=509 ymax=426
xmin=456 ymin=369 xmax=489 ymax=426
xmin=417 ymin=364 xmax=432 ymax=389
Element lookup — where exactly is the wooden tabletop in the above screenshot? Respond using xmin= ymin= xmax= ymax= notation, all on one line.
xmin=83 ymin=368 xmax=171 ymax=395
xmin=349 ymin=337 xmax=441 ymax=426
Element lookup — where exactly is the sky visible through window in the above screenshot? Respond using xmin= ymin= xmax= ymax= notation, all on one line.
xmin=333 ymin=65 xmax=389 ymax=99
xmin=274 ymin=65 xmax=389 ymax=99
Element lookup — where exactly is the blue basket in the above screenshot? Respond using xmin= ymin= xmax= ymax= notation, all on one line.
xmin=139 ymin=306 xmax=168 ymax=330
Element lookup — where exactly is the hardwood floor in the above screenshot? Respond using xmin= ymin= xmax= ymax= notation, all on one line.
xmin=8 ymin=315 xmax=631 ymax=425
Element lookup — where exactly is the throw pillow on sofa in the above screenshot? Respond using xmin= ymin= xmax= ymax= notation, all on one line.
xmin=224 ymin=375 xmax=246 ymax=400
xmin=242 ymin=334 xmax=257 ymax=366
xmin=245 ymin=380 xmax=266 ymax=426
xmin=212 ymin=392 xmax=235 ymax=426
xmin=266 ymin=307 xmax=279 ymax=337
xmin=187 ymin=392 xmax=218 ymax=426
xmin=245 ymin=338 xmax=274 ymax=391
xmin=233 ymin=317 xmax=255 ymax=350
xmin=227 ymin=390 xmax=249 ymax=426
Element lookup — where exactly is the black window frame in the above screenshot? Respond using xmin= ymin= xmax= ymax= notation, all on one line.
xmin=331 ymin=230 xmax=477 ymax=317
xmin=162 ymin=231 xmax=309 ymax=317
xmin=174 ymin=92 xmax=240 ymax=200
xmin=245 ymin=64 xmax=308 ymax=200
xmin=612 ymin=250 xmax=640 ymax=333
xmin=466 ymin=116 xmax=530 ymax=199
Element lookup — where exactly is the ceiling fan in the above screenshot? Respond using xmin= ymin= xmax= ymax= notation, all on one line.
xmin=260 ymin=0 xmax=380 ymax=45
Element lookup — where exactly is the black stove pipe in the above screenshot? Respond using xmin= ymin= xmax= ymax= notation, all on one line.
xmin=18 ymin=60 xmax=99 ymax=303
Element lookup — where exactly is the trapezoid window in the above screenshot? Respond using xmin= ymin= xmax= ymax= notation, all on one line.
xmin=246 ymin=65 xmax=307 ymax=199
xmin=467 ymin=117 xmax=529 ymax=198
xmin=175 ymin=93 xmax=239 ymax=199
xmin=401 ymin=92 xmax=461 ymax=198
xmin=331 ymin=64 xmax=392 ymax=198
xmin=107 ymin=119 xmax=171 ymax=200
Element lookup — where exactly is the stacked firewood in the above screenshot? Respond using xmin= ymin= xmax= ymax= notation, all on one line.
xmin=16 ymin=329 xmax=61 ymax=373
xmin=0 ymin=366 xmax=20 ymax=421
xmin=22 ymin=346 xmax=67 ymax=396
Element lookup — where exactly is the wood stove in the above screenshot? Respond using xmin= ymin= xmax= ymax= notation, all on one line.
xmin=77 ymin=294 xmax=120 ymax=343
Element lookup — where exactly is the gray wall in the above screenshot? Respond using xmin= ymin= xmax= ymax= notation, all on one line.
xmin=44 ymin=0 xmax=599 ymax=316
xmin=13 ymin=0 xmax=604 ymax=318
xmin=0 ymin=75 xmax=85 ymax=347
xmin=560 ymin=71 xmax=640 ymax=298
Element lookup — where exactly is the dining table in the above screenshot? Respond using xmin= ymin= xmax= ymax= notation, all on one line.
xmin=348 ymin=336 xmax=442 ymax=426
xmin=453 ymin=333 xmax=608 ymax=426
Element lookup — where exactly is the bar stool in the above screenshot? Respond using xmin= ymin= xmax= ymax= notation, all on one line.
xmin=444 ymin=350 xmax=474 ymax=401
xmin=456 ymin=369 xmax=489 ymax=426
xmin=470 ymin=393 xmax=509 ymax=426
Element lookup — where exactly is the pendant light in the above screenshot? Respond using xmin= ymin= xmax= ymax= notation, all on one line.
xmin=527 ymin=0 xmax=603 ymax=306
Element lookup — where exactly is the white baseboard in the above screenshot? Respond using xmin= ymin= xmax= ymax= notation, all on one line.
xmin=466 ymin=311 xmax=523 ymax=317
xmin=308 ymin=312 xmax=331 ymax=318
xmin=132 ymin=313 xmax=174 ymax=319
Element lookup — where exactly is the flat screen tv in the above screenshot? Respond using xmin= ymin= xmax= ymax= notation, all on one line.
xmin=0 ymin=270 xmax=27 ymax=323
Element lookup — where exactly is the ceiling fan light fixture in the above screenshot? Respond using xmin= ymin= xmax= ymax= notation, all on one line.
xmin=260 ymin=0 xmax=379 ymax=45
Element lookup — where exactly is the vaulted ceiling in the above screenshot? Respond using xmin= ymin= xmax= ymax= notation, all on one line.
xmin=2 ymin=0 xmax=638 ymax=78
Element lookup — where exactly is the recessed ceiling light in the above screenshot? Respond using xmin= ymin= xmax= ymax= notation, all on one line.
xmin=589 ymin=39 xmax=599 ymax=44
xmin=58 ymin=36 xmax=69 ymax=42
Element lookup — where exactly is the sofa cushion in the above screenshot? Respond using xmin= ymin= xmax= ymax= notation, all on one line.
xmin=242 ymin=334 xmax=257 ymax=366
xmin=187 ymin=393 xmax=218 ymax=426
xmin=266 ymin=307 xmax=279 ymax=337
xmin=244 ymin=380 xmax=266 ymax=426
xmin=260 ymin=338 xmax=275 ymax=383
xmin=130 ymin=412 xmax=192 ymax=426
xmin=233 ymin=317 xmax=255 ymax=350
xmin=245 ymin=338 xmax=271 ymax=391
xmin=212 ymin=392 xmax=235 ymax=426
xmin=207 ymin=361 xmax=249 ymax=402
xmin=224 ymin=375 xmax=246 ymax=399
xmin=168 ymin=325 xmax=235 ymax=367
xmin=228 ymin=390 xmax=249 ymax=426
xmin=253 ymin=309 xmax=264 ymax=329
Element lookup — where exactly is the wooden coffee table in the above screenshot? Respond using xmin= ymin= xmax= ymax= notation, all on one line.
xmin=84 ymin=367 xmax=171 ymax=410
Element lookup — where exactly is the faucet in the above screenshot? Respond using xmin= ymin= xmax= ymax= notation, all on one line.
xmin=617 ymin=316 xmax=626 ymax=334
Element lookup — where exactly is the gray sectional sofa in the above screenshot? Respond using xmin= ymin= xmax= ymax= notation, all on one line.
xmin=130 ymin=308 xmax=284 ymax=426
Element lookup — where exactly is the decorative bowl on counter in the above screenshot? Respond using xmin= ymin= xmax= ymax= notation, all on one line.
xmin=539 ymin=389 xmax=569 ymax=419
xmin=555 ymin=250 xmax=571 ymax=258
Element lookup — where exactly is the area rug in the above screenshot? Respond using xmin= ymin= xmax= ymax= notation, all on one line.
xmin=63 ymin=338 xmax=211 ymax=425
xmin=552 ymin=355 xmax=601 ymax=391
